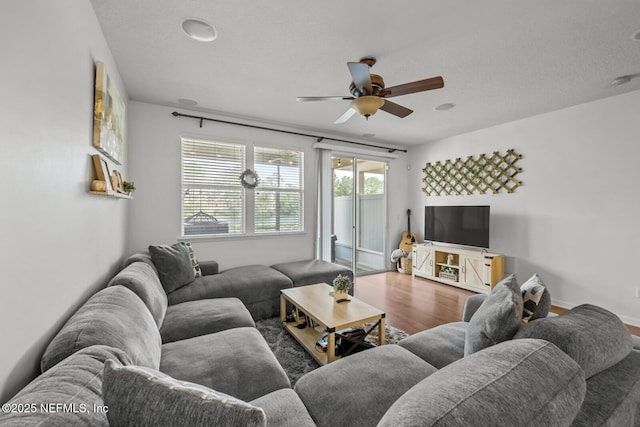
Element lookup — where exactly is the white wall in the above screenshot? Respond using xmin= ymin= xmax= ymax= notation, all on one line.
xmin=127 ymin=101 xmax=409 ymax=271
xmin=0 ymin=1 xmax=128 ymax=403
xmin=408 ymin=90 xmax=640 ymax=326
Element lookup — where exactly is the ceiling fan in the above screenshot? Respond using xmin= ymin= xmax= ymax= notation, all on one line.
xmin=297 ymin=57 xmax=444 ymax=124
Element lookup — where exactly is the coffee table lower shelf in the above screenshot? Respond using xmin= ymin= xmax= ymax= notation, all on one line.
xmin=283 ymin=323 xmax=334 ymax=365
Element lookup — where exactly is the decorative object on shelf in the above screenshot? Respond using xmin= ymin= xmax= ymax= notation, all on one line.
xmin=239 ymin=169 xmax=259 ymax=189
xmin=439 ymin=266 xmax=458 ymax=281
xmin=91 ymin=154 xmax=113 ymax=192
xmin=447 ymin=254 xmax=454 ymax=265
xmin=110 ymin=175 xmax=120 ymax=192
xmin=422 ymin=149 xmax=523 ymax=196
xmin=111 ymin=170 xmax=125 ymax=194
xmin=332 ymin=274 xmax=352 ymax=302
xmin=91 ymin=180 xmax=106 ymax=192
xmin=123 ymin=181 xmax=136 ymax=194
xmin=93 ymin=61 xmax=126 ymax=165
xmin=89 ymin=154 xmax=132 ymax=199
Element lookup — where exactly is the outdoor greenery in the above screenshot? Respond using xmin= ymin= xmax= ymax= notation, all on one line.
xmin=333 ymin=174 xmax=384 ymax=197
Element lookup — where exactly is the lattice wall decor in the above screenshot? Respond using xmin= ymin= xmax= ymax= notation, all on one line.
xmin=422 ymin=149 xmax=523 ymax=196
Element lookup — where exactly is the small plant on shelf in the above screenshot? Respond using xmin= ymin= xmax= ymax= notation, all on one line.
xmin=439 ymin=266 xmax=459 ymax=281
xmin=123 ymin=181 xmax=136 ymax=194
xmin=440 ymin=266 xmax=457 ymax=275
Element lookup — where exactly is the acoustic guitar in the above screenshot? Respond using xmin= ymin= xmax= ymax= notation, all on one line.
xmin=399 ymin=209 xmax=417 ymax=253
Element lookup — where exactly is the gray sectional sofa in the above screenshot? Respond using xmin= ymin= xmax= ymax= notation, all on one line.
xmin=1 ymin=245 xmax=638 ymax=426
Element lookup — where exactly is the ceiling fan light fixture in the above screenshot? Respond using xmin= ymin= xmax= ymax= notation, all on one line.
xmin=351 ymin=96 xmax=385 ymax=119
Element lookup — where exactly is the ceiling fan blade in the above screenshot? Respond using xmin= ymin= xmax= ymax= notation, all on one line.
xmin=297 ymin=96 xmax=353 ymax=102
xmin=347 ymin=62 xmax=372 ymax=95
xmin=381 ymin=76 xmax=444 ymax=98
xmin=334 ymin=108 xmax=357 ymax=124
xmin=379 ymin=100 xmax=413 ymax=118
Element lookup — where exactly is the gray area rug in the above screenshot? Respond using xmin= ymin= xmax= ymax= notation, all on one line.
xmin=255 ymin=316 xmax=409 ymax=386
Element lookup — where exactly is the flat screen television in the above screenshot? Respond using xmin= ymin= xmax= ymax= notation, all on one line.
xmin=424 ymin=205 xmax=490 ymax=249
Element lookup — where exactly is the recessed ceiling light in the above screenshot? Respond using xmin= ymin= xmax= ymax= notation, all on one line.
xmin=632 ymin=30 xmax=640 ymax=41
xmin=181 ymin=18 xmax=217 ymax=42
xmin=434 ymin=103 xmax=455 ymax=111
xmin=362 ymin=133 xmax=376 ymax=137
xmin=611 ymin=76 xmax=632 ymax=86
xmin=178 ymin=98 xmax=198 ymax=106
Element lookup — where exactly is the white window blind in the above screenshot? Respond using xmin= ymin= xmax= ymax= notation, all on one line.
xmin=182 ymin=138 xmax=245 ymax=236
xmin=254 ymin=147 xmax=304 ymax=233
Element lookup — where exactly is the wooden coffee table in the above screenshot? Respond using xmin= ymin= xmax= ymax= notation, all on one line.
xmin=280 ymin=283 xmax=386 ymax=365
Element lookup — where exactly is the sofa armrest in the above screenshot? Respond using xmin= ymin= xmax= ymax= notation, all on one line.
xmin=198 ymin=260 xmax=219 ymax=276
xmin=462 ymin=294 xmax=487 ymax=322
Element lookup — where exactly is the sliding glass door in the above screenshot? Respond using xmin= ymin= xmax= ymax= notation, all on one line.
xmin=332 ymin=156 xmax=387 ymax=275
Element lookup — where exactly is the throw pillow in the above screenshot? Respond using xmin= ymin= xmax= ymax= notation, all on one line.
xmin=464 ymin=274 xmax=524 ymax=356
xmin=148 ymin=243 xmax=195 ymax=293
xmin=521 ymin=274 xmax=549 ymax=323
xmin=102 ymin=359 xmax=266 ymax=427
xmin=183 ymin=241 xmax=202 ymax=278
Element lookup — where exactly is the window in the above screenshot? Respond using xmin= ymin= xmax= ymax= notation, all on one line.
xmin=182 ymin=138 xmax=245 ymax=235
xmin=181 ymin=138 xmax=303 ymax=236
xmin=254 ymin=147 xmax=304 ymax=233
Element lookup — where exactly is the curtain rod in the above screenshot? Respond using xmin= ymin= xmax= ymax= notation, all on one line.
xmin=171 ymin=111 xmax=407 ymax=153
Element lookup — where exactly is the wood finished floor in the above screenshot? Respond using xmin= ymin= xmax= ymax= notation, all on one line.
xmin=354 ymin=271 xmax=640 ymax=336
xmin=354 ymin=271 xmax=475 ymax=335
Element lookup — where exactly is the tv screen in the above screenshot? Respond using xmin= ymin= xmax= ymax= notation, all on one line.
xmin=424 ymin=205 xmax=490 ymax=248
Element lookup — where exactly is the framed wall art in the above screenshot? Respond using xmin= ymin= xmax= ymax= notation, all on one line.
xmin=93 ymin=61 xmax=125 ymax=165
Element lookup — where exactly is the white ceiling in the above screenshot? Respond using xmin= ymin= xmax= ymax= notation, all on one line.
xmin=90 ymin=0 xmax=640 ymax=148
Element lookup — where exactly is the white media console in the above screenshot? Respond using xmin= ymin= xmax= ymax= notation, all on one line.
xmin=412 ymin=243 xmax=505 ymax=294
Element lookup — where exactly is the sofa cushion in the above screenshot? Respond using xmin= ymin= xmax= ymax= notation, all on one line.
xmin=160 ymin=327 xmax=290 ymax=401
xmin=166 ymin=265 xmax=293 ymax=320
xmin=398 ymin=321 xmax=467 ymax=368
xmin=378 ymin=339 xmax=586 ymax=427
xmin=250 ymin=389 xmax=316 ymax=427
xmin=103 ymin=359 xmax=266 ymax=427
xmin=198 ymin=259 xmax=219 ymax=276
xmin=107 ymin=261 xmax=168 ymax=327
xmin=159 ymin=297 xmax=255 ymax=343
xmin=41 ymin=286 xmax=161 ymax=372
xmin=294 ymin=345 xmax=437 ymax=427
xmin=0 ymin=345 xmax=131 ymax=427
xmin=464 ymin=274 xmax=523 ymax=356
xmin=271 ymin=259 xmax=353 ymax=290
xmin=520 ymin=273 xmax=550 ymax=322
xmin=514 ymin=304 xmax=632 ymax=378
xmin=148 ymin=243 xmax=195 ymax=293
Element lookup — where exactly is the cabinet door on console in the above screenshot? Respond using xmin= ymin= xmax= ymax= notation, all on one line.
xmin=413 ymin=246 xmax=434 ymax=278
xmin=461 ymin=255 xmax=489 ymax=291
